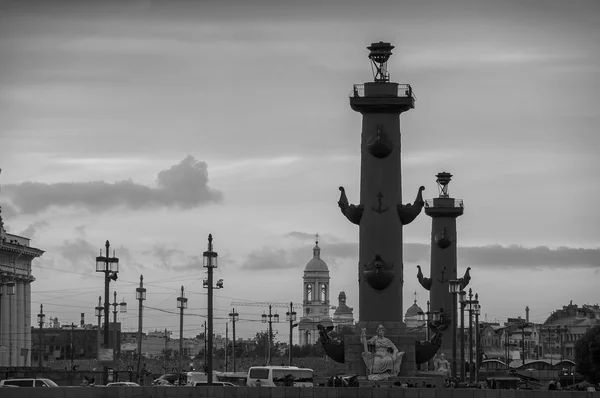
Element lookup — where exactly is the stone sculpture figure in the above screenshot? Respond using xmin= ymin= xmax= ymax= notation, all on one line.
xmin=433 ymin=352 xmax=451 ymax=376
xmin=360 ymin=325 xmax=405 ymax=380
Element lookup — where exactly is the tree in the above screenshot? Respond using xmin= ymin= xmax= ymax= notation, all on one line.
xmin=249 ymin=330 xmax=278 ymax=359
xmin=574 ymin=325 xmax=600 ymax=384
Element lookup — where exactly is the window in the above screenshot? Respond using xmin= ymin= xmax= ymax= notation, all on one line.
xmin=5 ymin=380 xmax=33 ymax=387
xmin=249 ymin=368 xmax=269 ymax=379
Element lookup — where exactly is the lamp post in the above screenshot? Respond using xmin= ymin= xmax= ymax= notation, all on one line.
xmin=37 ymin=304 xmax=45 ymax=368
xmin=473 ymin=295 xmax=480 ymax=383
xmin=286 ymin=302 xmax=297 ymax=366
xmin=417 ymin=301 xmax=439 ymax=371
xmin=459 ymin=289 xmax=466 ymax=381
xmin=95 ymin=296 xmax=102 ymax=360
xmin=202 ymin=321 xmax=207 ymax=370
xmin=229 ymin=309 xmax=239 ymax=372
xmin=203 ymin=234 xmax=221 ymax=386
xmin=177 ymin=286 xmax=188 ymax=378
xmin=111 ymin=291 xmax=127 ymax=364
xmin=449 ymin=280 xmax=461 ymax=380
xmin=466 ymin=288 xmax=474 ymax=383
xmin=261 ymin=305 xmax=279 ymax=365
xmin=135 ymin=275 xmax=146 ymax=385
xmin=95 ymin=240 xmax=119 ymax=385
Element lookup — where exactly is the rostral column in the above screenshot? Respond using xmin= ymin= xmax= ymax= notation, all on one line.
xmin=338 ymin=41 xmax=425 ymax=375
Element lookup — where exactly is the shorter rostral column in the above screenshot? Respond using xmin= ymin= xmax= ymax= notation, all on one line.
xmin=338 ymin=41 xmax=425 ymax=378
xmin=422 ymin=172 xmax=467 ymax=361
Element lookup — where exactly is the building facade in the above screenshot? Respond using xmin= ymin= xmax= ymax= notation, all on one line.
xmin=332 ymin=291 xmax=354 ymax=330
xmin=0 ymin=215 xmax=44 ymax=367
xmin=298 ymin=239 xmax=333 ymax=346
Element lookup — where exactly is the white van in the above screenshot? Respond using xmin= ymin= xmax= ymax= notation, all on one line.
xmin=0 ymin=378 xmax=58 ymax=388
xmin=246 ymin=366 xmax=313 ymax=387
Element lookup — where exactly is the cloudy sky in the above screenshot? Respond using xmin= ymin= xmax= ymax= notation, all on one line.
xmin=1 ymin=0 xmax=599 ymax=342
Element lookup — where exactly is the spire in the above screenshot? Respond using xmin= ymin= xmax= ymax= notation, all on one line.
xmin=313 ymin=233 xmax=321 ymax=259
xmin=413 ymin=290 xmax=418 ymax=304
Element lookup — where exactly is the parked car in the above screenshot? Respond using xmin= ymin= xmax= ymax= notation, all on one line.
xmin=0 ymin=378 xmax=59 ymax=388
xmin=192 ymin=381 xmax=236 ymax=387
xmin=152 ymin=373 xmax=186 ymax=386
xmin=106 ymin=382 xmax=140 ymax=387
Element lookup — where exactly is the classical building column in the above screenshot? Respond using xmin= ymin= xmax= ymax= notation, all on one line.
xmin=24 ymin=281 xmax=32 ymax=366
xmin=9 ymin=287 xmax=18 ymax=366
xmin=16 ymin=281 xmax=25 ymax=366
xmin=0 ymin=289 xmax=8 ymax=366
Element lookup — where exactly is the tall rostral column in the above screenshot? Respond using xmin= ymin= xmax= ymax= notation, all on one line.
xmin=338 ymin=42 xmax=425 ymax=376
xmin=423 ymin=172 xmax=466 ymax=357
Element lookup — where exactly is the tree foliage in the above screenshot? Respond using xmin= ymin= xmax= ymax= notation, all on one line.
xmin=574 ymin=325 xmax=600 ymax=384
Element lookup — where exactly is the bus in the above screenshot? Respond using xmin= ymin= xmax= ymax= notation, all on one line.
xmin=246 ymin=366 xmax=313 ymax=387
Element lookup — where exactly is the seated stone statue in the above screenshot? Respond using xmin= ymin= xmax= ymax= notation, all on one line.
xmin=360 ymin=325 xmax=405 ymax=380
xmin=433 ymin=352 xmax=451 ymax=376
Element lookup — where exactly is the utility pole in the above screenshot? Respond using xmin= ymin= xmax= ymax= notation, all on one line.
xmin=135 ymin=275 xmax=146 ymax=385
xmin=70 ymin=322 xmax=75 ymax=370
xmin=164 ymin=328 xmax=168 ymax=373
xmin=176 ymin=286 xmax=187 ymax=378
xmin=225 ymin=323 xmax=228 ymax=372
xmin=203 ymin=322 xmax=207 ymax=371
xmin=37 ymin=304 xmax=45 ymax=368
xmin=229 ymin=309 xmax=239 ymax=372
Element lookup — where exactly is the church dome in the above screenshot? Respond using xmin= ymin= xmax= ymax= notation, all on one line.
xmin=405 ymin=300 xmax=423 ymax=318
xmin=304 ymin=242 xmax=329 ymax=272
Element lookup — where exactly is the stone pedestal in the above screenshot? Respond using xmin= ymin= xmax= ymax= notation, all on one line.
xmin=345 ymin=323 xmax=417 ymax=378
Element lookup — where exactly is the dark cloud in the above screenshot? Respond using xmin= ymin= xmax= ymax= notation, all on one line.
xmin=242 ymin=234 xmax=600 ymax=272
xmin=141 ymin=243 xmax=204 ymax=271
xmin=240 ymin=247 xmax=294 ymax=270
xmin=2 ymin=155 xmax=223 ymax=215
xmin=458 ymin=244 xmax=600 ymax=269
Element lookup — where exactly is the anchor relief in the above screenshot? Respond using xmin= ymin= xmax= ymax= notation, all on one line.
xmin=363 ymin=254 xmax=394 ymax=290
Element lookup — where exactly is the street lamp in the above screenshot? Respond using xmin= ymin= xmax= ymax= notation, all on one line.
xmin=135 ymin=275 xmax=146 ymax=384
xmin=448 ymin=279 xmax=461 ymax=379
xmin=177 ymin=286 xmax=188 ymax=378
xmin=111 ymin=291 xmax=127 ymax=363
xmin=473 ymin=294 xmax=480 ymax=383
xmin=95 ymin=296 xmax=103 ymax=360
xmin=37 ymin=304 xmax=45 ymax=368
xmin=203 ymin=234 xmax=220 ymax=386
xmin=466 ymin=288 xmax=475 ymax=383
xmin=286 ymin=302 xmax=297 ymax=366
xmin=459 ymin=289 xmax=467 ymax=381
xmin=262 ymin=305 xmax=279 ymax=365
xmin=229 ymin=309 xmax=239 ymax=372
xmin=417 ymin=300 xmax=439 ymax=371
xmin=95 ymin=240 xmax=119 ymax=385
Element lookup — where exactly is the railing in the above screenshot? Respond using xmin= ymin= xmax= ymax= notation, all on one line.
xmin=425 ymin=199 xmax=464 ymax=208
xmin=350 ymin=84 xmax=416 ymax=101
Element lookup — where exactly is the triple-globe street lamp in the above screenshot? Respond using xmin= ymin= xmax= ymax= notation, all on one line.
xmin=95 ymin=240 xmax=119 ymax=385
xmin=111 ymin=291 xmax=127 ymax=362
xmin=203 ymin=234 xmax=222 ymax=386
xmin=286 ymin=303 xmax=297 ymax=366
xmin=449 ymin=279 xmax=462 ymax=379
xmin=261 ymin=305 xmax=279 ymax=365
